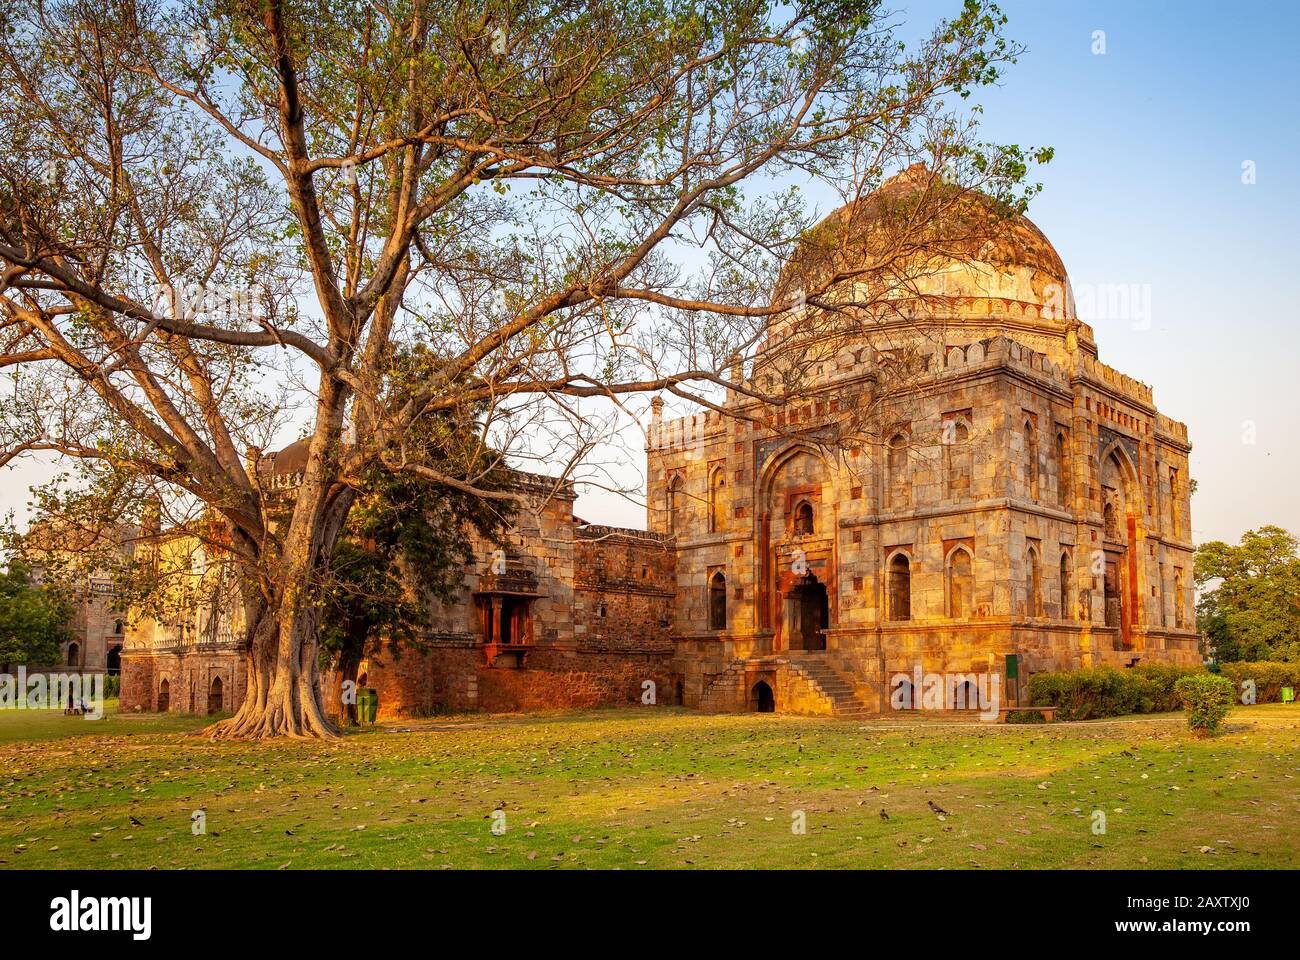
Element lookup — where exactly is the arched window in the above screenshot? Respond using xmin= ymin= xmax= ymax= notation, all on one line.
xmin=667 ymin=475 xmax=683 ymax=535
xmin=1026 ymin=546 xmax=1041 ymax=617
xmin=888 ymin=553 xmax=911 ymax=621
xmin=1023 ymin=421 xmax=1038 ymax=499
xmin=708 ymin=570 xmax=727 ymax=630
xmin=208 ymin=676 xmax=224 ymax=715
xmin=1059 ymin=550 xmax=1072 ymax=620
xmin=946 ymin=548 xmax=973 ymax=619
xmin=157 ymin=678 xmax=170 ymax=713
xmin=66 ymin=642 xmax=79 ymax=667
xmin=708 ymin=467 xmax=726 ymax=533
xmin=945 ymin=419 xmax=971 ymax=499
xmin=888 ymin=434 xmax=910 ymax=508
xmin=1056 ymin=432 xmax=1070 ymax=507
xmin=794 ymin=500 xmax=814 ymax=536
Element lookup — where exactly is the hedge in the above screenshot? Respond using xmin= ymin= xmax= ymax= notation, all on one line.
xmin=1216 ymin=661 xmax=1300 ymax=704
xmin=1027 ymin=664 xmax=1206 ymax=720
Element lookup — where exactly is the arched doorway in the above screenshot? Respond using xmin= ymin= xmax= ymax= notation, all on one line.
xmin=784 ymin=574 xmax=828 ymax=651
xmin=156 ymin=678 xmax=170 ymax=713
xmin=751 ymin=680 xmax=775 ymax=712
xmin=106 ymin=645 xmax=121 ymax=674
xmin=66 ymin=642 xmax=80 ymax=667
xmin=891 ymin=678 xmax=916 ymax=711
xmin=208 ymin=676 xmax=224 ymax=715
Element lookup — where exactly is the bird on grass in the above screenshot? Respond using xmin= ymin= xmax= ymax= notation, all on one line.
xmin=928 ymin=800 xmax=949 ymax=816
xmin=879 ymin=809 xmax=890 ymax=821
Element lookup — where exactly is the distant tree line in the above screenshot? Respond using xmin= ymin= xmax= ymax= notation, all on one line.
xmin=0 ymin=559 xmax=72 ymax=671
xmin=1196 ymin=525 xmax=1300 ymax=663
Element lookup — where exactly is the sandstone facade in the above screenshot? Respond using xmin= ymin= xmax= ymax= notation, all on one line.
xmin=649 ymin=171 xmax=1197 ymax=718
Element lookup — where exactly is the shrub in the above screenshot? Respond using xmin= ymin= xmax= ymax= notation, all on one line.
xmin=1127 ymin=663 xmax=1197 ymax=712
xmin=1174 ymin=674 xmax=1235 ymax=736
xmin=103 ymin=674 xmax=121 ymax=698
xmin=1028 ymin=665 xmax=1205 ymax=720
xmin=1216 ymin=661 xmax=1300 ymax=704
xmin=1004 ymin=709 xmax=1047 ymax=724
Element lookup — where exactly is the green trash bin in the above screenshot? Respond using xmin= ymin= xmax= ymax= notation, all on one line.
xmin=1282 ymin=687 xmax=1295 ymax=704
xmin=355 ymin=687 xmax=379 ymax=723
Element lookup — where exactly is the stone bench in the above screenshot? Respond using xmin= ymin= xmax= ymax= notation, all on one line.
xmin=997 ymin=705 xmax=1056 ymax=723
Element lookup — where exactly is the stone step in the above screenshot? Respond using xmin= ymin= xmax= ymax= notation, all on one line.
xmin=777 ymin=653 xmax=882 ymax=718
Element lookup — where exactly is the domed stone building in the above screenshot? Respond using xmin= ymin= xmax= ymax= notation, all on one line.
xmin=648 ymin=166 xmax=1198 ymax=716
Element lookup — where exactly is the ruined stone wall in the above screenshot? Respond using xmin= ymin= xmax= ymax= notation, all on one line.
xmin=572 ymin=527 xmax=675 ymax=653
xmin=350 ymin=644 xmax=674 ymax=719
xmin=322 ymin=501 xmax=678 ymax=721
xmin=119 ymin=649 xmax=243 ymax=714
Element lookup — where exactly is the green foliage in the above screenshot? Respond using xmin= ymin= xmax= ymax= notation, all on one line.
xmin=1028 ymin=664 xmax=1204 ymax=720
xmin=1196 ymin=526 xmax=1300 ymax=663
xmin=1003 ymin=709 xmax=1046 ymax=724
xmin=0 ymin=559 xmax=72 ymax=668
xmin=318 ymin=364 xmax=513 ymax=692
xmin=1173 ymin=674 xmax=1235 ymax=736
xmin=1216 ymin=661 xmax=1300 ymax=704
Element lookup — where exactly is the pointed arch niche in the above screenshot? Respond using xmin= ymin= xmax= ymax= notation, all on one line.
xmin=1099 ymin=443 xmax=1142 ymax=650
xmin=757 ymin=445 xmax=833 ymax=644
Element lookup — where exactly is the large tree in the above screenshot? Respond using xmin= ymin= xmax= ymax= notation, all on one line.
xmin=1196 ymin=526 xmax=1300 ymax=663
xmin=0 ymin=0 xmax=1049 ymax=737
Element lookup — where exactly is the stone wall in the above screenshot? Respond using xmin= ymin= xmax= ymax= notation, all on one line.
xmin=573 ymin=526 xmax=675 ymax=652
xmin=342 ymin=643 xmax=675 ymax=719
xmin=119 ymin=649 xmax=244 ymax=714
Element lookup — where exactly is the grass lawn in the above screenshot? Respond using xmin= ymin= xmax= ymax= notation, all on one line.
xmin=0 ymin=700 xmax=1296 ymax=869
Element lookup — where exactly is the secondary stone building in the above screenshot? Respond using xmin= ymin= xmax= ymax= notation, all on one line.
xmin=120 ymin=451 xmax=676 ymax=719
xmin=23 ymin=520 xmax=133 ymax=677
xmin=118 ymin=523 xmax=247 ymax=715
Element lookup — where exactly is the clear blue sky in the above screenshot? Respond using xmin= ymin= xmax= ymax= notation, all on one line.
xmin=937 ymin=0 xmax=1300 ymax=545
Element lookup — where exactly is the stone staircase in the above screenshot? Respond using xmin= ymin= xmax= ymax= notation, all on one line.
xmin=783 ymin=653 xmax=879 ymax=719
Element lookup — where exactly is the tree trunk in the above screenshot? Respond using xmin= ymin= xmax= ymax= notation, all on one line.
xmin=203 ymin=599 xmax=339 ymax=740
xmin=201 ymin=382 xmax=357 ymax=739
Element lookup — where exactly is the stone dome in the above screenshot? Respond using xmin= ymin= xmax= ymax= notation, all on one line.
xmin=261 ymin=438 xmax=309 ymax=476
xmin=773 ymin=164 xmax=1072 ymax=325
